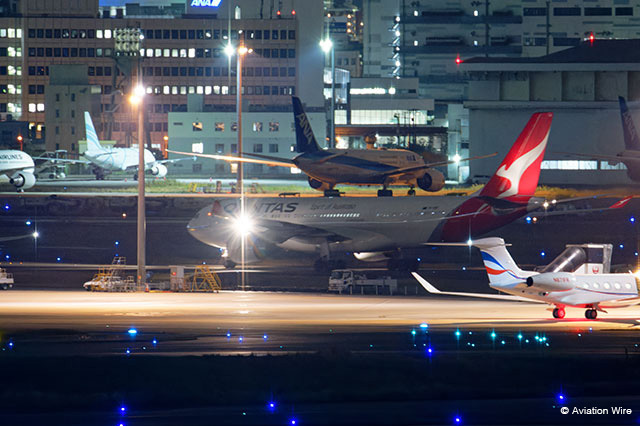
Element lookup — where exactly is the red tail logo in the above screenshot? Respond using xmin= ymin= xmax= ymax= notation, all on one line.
xmin=480 ymin=112 xmax=553 ymax=200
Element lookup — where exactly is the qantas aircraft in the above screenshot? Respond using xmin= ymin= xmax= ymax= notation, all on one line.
xmin=169 ymin=96 xmax=495 ymax=197
xmin=413 ymin=237 xmax=640 ymax=320
xmin=187 ymin=111 xmax=559 ymax=269
xmin=48 ymin=112 xmax=186 ymax=180
xmin=557 ymin=96 xmax=640 ymax=182
xmin=0 ymin=150 xmax=36 ymax=191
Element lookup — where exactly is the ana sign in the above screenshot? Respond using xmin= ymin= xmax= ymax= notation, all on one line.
xmin=190 ymin=0 xmax=222 ymax=7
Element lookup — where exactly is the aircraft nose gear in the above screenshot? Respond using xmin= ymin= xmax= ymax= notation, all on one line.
xmin=407 ymin=187 xmax=416 ymax=196
xmin=552 ymin=307 xmax=565 ymax=319
xmin=585 ymin=309 xmax=598 ymax=320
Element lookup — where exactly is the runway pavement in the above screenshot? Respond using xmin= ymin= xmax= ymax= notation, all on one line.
xmin=1 ymin=290 xmax=639 ymax=356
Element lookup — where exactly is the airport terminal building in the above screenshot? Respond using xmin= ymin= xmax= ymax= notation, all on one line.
xmin=0 ymin=0 xmax=324 ymax=155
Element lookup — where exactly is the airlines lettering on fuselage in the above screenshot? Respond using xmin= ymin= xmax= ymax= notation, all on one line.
xmin=0 ymin=153 xmax=25 ymax=160
xmin=223 ymin=202 xmax=299 ymax=215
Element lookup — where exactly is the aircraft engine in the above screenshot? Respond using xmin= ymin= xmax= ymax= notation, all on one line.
xmin=526 ymin=272 xmax=575 ymax=292
xmin=353 ymin=252 xmax=389 ymax=262
xmin=416 ymin=169 xmax=445 ymax=192
xmin=308 ymin=177 xmax=333 ymax=192
xmin=9 ymin=171 xmax=36 ymax=190
xmin=150 ymin=163 xmax=168 ymax=177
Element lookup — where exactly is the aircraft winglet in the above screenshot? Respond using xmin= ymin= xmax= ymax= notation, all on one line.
xmin=609 ymin=195 xmax=633 ymax=209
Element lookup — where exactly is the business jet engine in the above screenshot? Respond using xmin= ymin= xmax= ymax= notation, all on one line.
xmin=526 ymin=272 xmax=575 ymax=292
xmin=308 ymin=177 xmax=333 ymax=192
xmin=416 ymin=169 xmax=445 ymax=192
xmin=9 ymin=171 xmax=36 ymax=190
xmin=150 ymin=163 xmax=168 ymax=177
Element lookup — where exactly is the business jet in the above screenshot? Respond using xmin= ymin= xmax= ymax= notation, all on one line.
xmin=169 ymin=96 xmax=495 ymax=197
xmin=48 ymin=112 xmax=186 ymax=180
xmin=187 ymin=111 xmax=560 ymax=270
xmin=557 ymin=96 xmax=640 ymax=182
xmin=413 ymin=237 xmax=640 ymax=320
xmin=0 ymin=150 xmax=36 ymax=191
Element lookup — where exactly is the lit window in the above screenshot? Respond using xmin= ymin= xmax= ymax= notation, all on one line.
xmin=213 ymin=85 xmax=220 ymax=94
xmin=253 ymin=122 xmax=263 ymax=132
xmin=192 ymin=122 xmax=203 ymax=131
xmin=180 ymin=49 xmax=187 ymax=58
xmin=28 ymin=103 xmax=36 ymax=112
xmin=269 ymin=121 xmax=279 ymax=132
xmin=188 ymin=86 xmax=195 ymax=94
xmin=155 ymin=48 xmax=162 ymax=57
xmin=16 ymin=29 xmax=21 ymax=38
xmin=163 ymin=85 xmax=170 ymax=95
xmin=180 ymin=86 xmax=187 ymax=95
xmin=191 ymin=142 xmax=203 ymax=153
xmin=215 ymin=122 xmax=224 ymax=132
xmin=171 ymin=86 xmax=178 ymax=95
xmin=172 ymin=49 xmax=178 ymax=57
xmin=104 ymin=29 xmax=112 ymax=39
xmin=97 ymin=30 xmax=103 ymax=38
xmin=188 ymin=48 xmax=195 ymax=58
xmin=204 ymin=86 xmax=212 ymax=95
xmin=196 ymin=86 xmax=203 ymax=94
xmin=146 ymin=48 xmax=153 ymax=57
xmin=163 ymin=48 xmax=170 ymax=57
xmin=222 ymin=86 xmax=229 ymax=95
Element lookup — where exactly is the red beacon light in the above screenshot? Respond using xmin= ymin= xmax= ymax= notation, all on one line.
xmin=276 ymin=10 xmax=281 ymax=16
xmin=291 ymin=9 xmax=296 ymax=15
xmin=455 ymin=55 xmax=462 ymax=65
xmin=589 ymin=32 xmax=595 ymax=44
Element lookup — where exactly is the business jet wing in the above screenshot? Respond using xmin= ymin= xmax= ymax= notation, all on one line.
xmin=375 ymin=152 xmax=497 ymax=178
xmin=411 ymin=272 xmax=538 ymax=302
xmin=167 ymin=149 xmax=295 ymax=168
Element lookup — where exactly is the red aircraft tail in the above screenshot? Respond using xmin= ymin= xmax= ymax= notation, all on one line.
xmin=479 ymin=112 xmax=553 ymax=202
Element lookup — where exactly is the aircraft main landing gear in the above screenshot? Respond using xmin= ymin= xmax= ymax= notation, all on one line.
xmin=407 ymin=187 xmax=416 ymax=196
xmin=377 ymin=188 xmax=393 ymax=197
xmin=552 ymin=307 xmax=565 ymax=319
xmin=585 ymin=309 xmax=597 ymax=320
xmin=324 ymin=189 xmax=341 ymax=197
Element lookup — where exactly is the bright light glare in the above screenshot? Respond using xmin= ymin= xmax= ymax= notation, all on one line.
xmin=32 ymin=231 xmax=39 ymax=238
xmin=319 ymin=38 xmax=333 ymax=53
xmin=233 ymin=213 xmax=254 ymax=236
xmin=128 ymin=328 xmax=138 ymax=335
xmin=452 ymin=154 xmax=461 ymax=164
xmin=129 ymin=85 xmax=145 ymax=105
xmin=238 ymin=45 xmax=248 ymax=55
xmin=224 ymin=43 xmax=235 ymax=57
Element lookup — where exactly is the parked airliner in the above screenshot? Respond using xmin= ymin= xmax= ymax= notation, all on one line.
xmin=187 ymin=111 xmax=557 ymax=269
xmin=50 ymin=112 xmax=187 ymax=180
xmin=413 ymin=237 xmax=640 ymax=320
xmin=0 ymin=150 xmax=36 ymax=191
xmin=169 ymin=96 xmax=495 ymax=197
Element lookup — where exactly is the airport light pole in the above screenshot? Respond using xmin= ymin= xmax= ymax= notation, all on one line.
xmin=320 ymin=38 xmax=335 ymax=149
xmin=130 ymin=84 xmax=146 ymax=287
xmin=226 ymin=42 xmax=252 ymax=291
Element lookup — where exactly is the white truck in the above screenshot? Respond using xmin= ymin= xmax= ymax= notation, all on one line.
xmin=0 ymin=268 xmax=14 ymax=290
xmin=329 ymin=269 xmax=398 ymax=295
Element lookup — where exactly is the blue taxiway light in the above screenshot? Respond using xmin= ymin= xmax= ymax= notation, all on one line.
xmin=4 ymin=204 xmax=9 ymax=210
xmin=526 ymin=216 xmax=532 ymax=223
xmin=263 ymin=334 xmax=268 ymax=340
xmin=419 ymin=323 xmax=428 ymax=329
xmin=125 ymin=348 xmax=131 ymax=354
xmin=5 ymin=255 xmax=9 ymax=260
xmin=268 ymin=402 xmax=276 ymax=409
xmin=25 ymin=220 xmax=31 ymax=226
xmin=120 ymin=406 xmax=126 ymax=413
xmin=631 ymin=217 xmax=636 ymax=223
xmin=152 ymin=339 xmax=157 ymax=345
xmin=290 ymin=419 xmax=297 ymax=425
xmin=127 ymin=328 xmax=138 ymax=336
xmin=558 ymin=394 xmax=565 ymax=402
xmin=455 ymin=416 xmax=462 ymax=424
xmin=238 ymin=336 xmax=243 ymax=342
xmin=517 ymin=333 xmax=523 ymax=340
xmin=8 ymin=341 xmax=14 ymax=348
xmin=455 ymin=330 xmax=461 ymax=338
xmin=490 ymin=331 xmax=496 ymax=339
xmin=411 ymin=329 xmax=416 ymax=336
xmin=115 ymin=241 xmax=120 ymax=245
xmin=226 ymin=332 xmax=231 ymax=338
xmin=56 ymin=257 xmax=61 ymax=262
xmin=540 ymin=251 xmax=546 ymax=257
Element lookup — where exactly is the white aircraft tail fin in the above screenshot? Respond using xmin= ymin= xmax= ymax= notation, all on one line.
xmin=84 ymin=111 xmax=104 ymax=154
xmin=473 ymin=237 xmax=528 ymax=287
